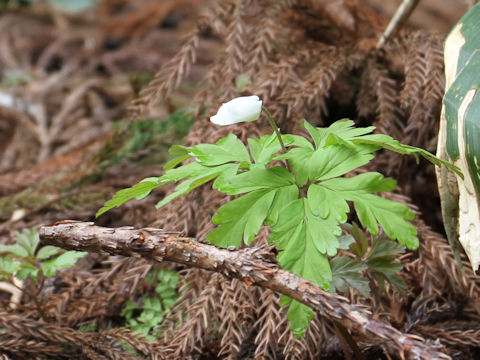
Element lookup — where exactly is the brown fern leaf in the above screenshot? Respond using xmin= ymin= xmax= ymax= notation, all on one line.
xmin=166 ymin=273 xmax=224 ymax=356
xmin=400 ymin=32 xmax=429 ymax=110
xmin=247 ymin=0 xmax=298 ymax=69
xmin=157 ymin=268 xmax=210 ymax=342
xmin=128 ymin=28 xmax=200 ymax=119
xmin=414 ymin=323 xmax=480 ymax=349
xmin=40 ymin=256 xmax=151 ymax=327
xmin=355 ymin=62 xmax=377 ymax=120
xmin=253 ymin=289 xmax=283 ymax=359
xmin=103 ymin=328 xmax=164 ymax=359
xmin=0 ymin=336 xmax=70 ymax=358
xmin=279 ymin=324 xmax=311 ymax=360
xmin=369 ymin=59 xmax=406 ymax=140
xmin=224 ymin=0 xmax=249 ymax=75
xmin=128 ymin=0 xmax=239 ymax=119
xmin=291 ymin=47 xmax=366 ymax=122
xmin=251 ymin=48 xmax=321 ymax=106
xmin=0 ymin=312 xmax=137 ymax=359
xmin=218 ymin=278 xmax=256 ymax=358
xmin=423 ymin=34 xmax=445 ymax=110
xmin=208 ymin=0 xmax=251 ymax=103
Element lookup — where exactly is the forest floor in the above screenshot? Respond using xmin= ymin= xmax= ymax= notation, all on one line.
xmin=0 ymin=1 xmax=479 ymax=359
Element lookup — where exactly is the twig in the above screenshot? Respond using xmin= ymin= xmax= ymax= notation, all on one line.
xmin=376 ymin=0 xmax=420 ymax=48
xmin=39 ymin=221 xmax=450 ymax=360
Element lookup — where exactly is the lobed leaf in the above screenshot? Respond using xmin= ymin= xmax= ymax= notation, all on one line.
xmin=366 ymin=237 xmax=407 ymax=295
xmin=188 ymin=134 xmax=250 ymax=166
xmin=96 ymin=178 xmax=162 ymax=217
xmin=207 ymin=189 xmax=277 ymax=248
xmin=330 ymin=257 xmax=370 ymax=297
xmin=218 ymin=166 xmax=295 ymax=195
xmin=319 ymin=173 xmax=418 ymax=249
xmin=271 ymin=198 xmax=336 ymax=288
xmin=40 ymin=251 xmax=88 ymax=277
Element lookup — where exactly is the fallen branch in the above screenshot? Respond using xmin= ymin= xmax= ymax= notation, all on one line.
xmin=39 ymin=221 xmax=449 ymax=359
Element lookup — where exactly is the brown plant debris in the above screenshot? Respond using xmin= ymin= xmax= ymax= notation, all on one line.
xmin=39 ymin=221 xmax=449 ymax=359
xmin=2 ymin=0 xmax=480 ymax=359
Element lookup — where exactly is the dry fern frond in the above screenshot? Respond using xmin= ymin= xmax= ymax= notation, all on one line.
xmin=165 ymin=273 xmax=223 ymax=356
xmin=247 ymin=0 xmax=299 ymax=69
xmin=218 ymin=278 xmax=256 ymax=358
xmin=253 ymin=289 xmax=284 ymax=359
xmin=129 ymin=28 xmax=200 ymax=118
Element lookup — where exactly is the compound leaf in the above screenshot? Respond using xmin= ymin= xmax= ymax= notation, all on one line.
xmin=330 ymin=257 xmax=370 ymax=297
xmin=40 ymin=251 xmax=88 ymax=277
xmin=271 ymin=198 xmax=335 ymax=288
xmin=189 ymin=134 xmax=250 ymax=166
xmin=36 ymin=246 xmax=62 ymax=260
xmin=366 ymin=237 xmax=407 ymax=295
xmin=219 ymin=166 xmax=295 ymax=195
xmin=207 ymin=189 xmax=277 ymax=248
xmin=97 ymin=178 xmax=162 ymax=217
xmin=319 ymin=173 xmax=418 ymax=249
xmin=286 ymin=299 xmax=314 ymax=338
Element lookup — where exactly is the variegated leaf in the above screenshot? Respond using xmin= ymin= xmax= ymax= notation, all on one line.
xmin=437 ymin=3 xmax=480 ymax=271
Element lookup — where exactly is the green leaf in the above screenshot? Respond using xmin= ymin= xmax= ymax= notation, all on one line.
xmin=319 ymin=173 xmax=418 ymax=249
xmin=156 ymin=163 xmax=239 ymax=209
xmin=164 ymin=145 xmax=190 ymax=171
xmin=97 ymin=178 xmax=162 ymax=217
xmin=308 ymin=144 xmax=376 ymax=181
xmin=436 ymin=3 xmax=480 ymax=270
xmin=189 ymin=134 xmax=250 ymax=166
xmin=353 ymin=134 xmax=462 ymax=177
xmin=343 ymin=223 xmax=369 ymax=258
xmin=36 ymin=246 xmax=62 ymax=260
xmin=366 ymin=237 xmax=406 ymax=295
xmin=0 ymin=244 xmax=28 ymax=258
xmin=40 ymin=251 xmax=87 ymax=277
xmin=16 ymin=264 xmax=39 ymax=281
xmin=276 ymin=143 xmax=377 ymax=186
xmin=218 ymin=166 xmax=295 ymax=195
xmin=302 ymin=119 xmax=460 ymax=177
xmin=302 ymin=119 xmax=322 ymax=148
xmin=14 ymin=229 xmax=39 ymax=257
xmin=303 ymin=119 xmax=375 ymax=149
xmin=248 ymin=133 xmax=282 ymax=165
xmin=265 ymin=185 xmax=299 ymax=226
xmin=283 ymin=134 xmax=314 ymax=150
xmin=164 ymin=153 xmax=190 ymax=171
xmin=307 ymin=184 xmax=349 ymax=222
xmin=330 ymin=257 xmax=370 ymax=297
xmin=276 ymin=147 xmax=314 ymax=186
xmin=271 ymin=199 xmax=335 ymax=289
xmin=207 ymin=189 xmax=277 ymax=248
xmin=0 ymin=258 xmax=21 ymax=278
xmin=286 ymin=299 xmax=314 ymax=338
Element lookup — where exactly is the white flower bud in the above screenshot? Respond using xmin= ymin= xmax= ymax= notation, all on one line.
xmin=210 ymin=96 xmax=262 ymax=126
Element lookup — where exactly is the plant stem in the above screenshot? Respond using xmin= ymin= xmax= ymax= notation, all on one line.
xmin=262 ymin=107 xmax=287 ymax=154
xmin=376 ymin=0 xmax=420 ymax=48
xmin=262 ymin=107 xmax=291 ymax=171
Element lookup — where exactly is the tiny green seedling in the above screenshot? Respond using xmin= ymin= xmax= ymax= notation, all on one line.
xmin=0 ymin=228 xmax=87 ymax=315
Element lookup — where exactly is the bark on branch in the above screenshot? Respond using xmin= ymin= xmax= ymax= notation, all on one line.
xmin=39 ymin=221 xmax=448 ymax=360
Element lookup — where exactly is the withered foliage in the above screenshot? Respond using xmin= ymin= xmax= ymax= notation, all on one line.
xmin=1 ymin=0 xmax=480 ymax=359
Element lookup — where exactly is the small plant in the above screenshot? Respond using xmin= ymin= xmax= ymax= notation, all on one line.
xmin=0 ymin=228 xmax=87 ymax=316
xmin=98 ymin=96 xmax=460 ymax=336
xmin=121 ymin=268 xmax=179 ymax=340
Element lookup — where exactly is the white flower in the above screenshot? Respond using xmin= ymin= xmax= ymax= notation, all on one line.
xmin=210 ymin=96 xmax=262 ymax=126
